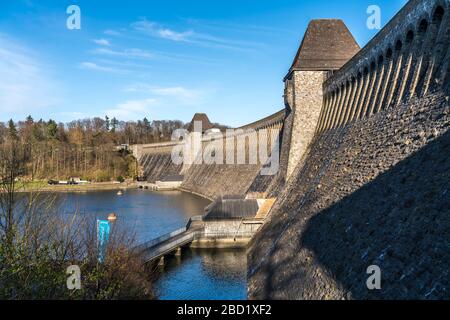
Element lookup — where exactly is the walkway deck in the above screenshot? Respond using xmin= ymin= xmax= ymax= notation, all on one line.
xmin=141 ymin=227 xmax=203 ymax=262
xmin=134 ymin=216 xmax=204 ymax=263
xmin=135 ymin=213 xmax=264 ymax=263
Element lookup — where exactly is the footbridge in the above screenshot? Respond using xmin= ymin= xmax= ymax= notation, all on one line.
xmin=134 ymin=216 xmax=204 ymax=264
xmin=134 ymin=218 xmax=259 ymax=265
xmin=134 ymin=198 xmax=274 ymax=265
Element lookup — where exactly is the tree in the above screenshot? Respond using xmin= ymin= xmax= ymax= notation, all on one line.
xmin=0 ymin=139 xmax=25 ymax=249
xmin=25 ymin=115 xmax=34 ymax=125
xmin=31 ymin=122 xmax=44 ymax=142
xmin=105 ymin=116 xmax=110 ymax=132
xmin=47 ymin=120 xmax=58 ymax=139
xmin=0 ymin=115 xmax=228 ymax=182
xmin=111 ymin=117 xmax=119 ymax=133
xmin=0 ymin=156 xmax=155 ymax=299
xmin=7 ymin=120 xmax=18 ymax=141
xmin=57 ymin=122 xmax=68 ymax=142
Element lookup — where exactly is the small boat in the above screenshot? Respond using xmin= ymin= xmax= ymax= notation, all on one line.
xmin=107 ymin=213 xmax=117 ymax=222
xmin=117 ymin=190 xmax=123 ymax=196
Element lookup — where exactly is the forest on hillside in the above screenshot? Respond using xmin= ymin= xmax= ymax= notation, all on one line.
xmin=0 ymin=116 xmax=196 ymax=182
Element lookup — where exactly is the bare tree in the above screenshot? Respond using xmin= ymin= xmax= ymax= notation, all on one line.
xmin=0 ymin=135 xmax=26 ymax=248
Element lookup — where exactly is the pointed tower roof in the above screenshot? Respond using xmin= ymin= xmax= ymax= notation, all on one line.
xmin=188 ymin=113 xmax=213 ymax=132
xmin=286 ymin=19 xmax=360 ymax=78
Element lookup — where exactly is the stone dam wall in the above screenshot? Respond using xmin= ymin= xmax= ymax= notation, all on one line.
xmin=181 ymin=164 xmax=264 ymax=200
xmin=134 ymin=110 xmax=286 ymax=200
xmin=248 ymin=91 xmax=449 ymax=299
xmin=133 ymin=142 xmax=182 ymax=183
xmin=132 ymin=0 xmax=449 ymax=299
xmin=248 ymin=0 xmax=450 ymax=299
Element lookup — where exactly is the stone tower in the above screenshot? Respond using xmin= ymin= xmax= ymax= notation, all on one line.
xmin=283 ymin=19 xmax=360 ymax=181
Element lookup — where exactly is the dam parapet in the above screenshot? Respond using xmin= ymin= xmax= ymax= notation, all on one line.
xmin=318 ymin=0 xmax=449 ymax=134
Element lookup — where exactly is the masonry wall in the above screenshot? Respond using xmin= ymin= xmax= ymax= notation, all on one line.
xmin=285 ymin=71 xmax=326 ymax=180
xmin=204 ymin=220 xmax=261 ymax=236
xmin=139 ymin=153 xmax=182 ymax=183
xmin=180 ymin=164 xmax=262 ymax=200
xmin=137 ymin=111 xmax=285 ymax=200
xmin=317 ymin=0 xmax=450 ymax=135
xmin=248 ymin=90 xmax=449 ymax=299
xmin=252 ymin=110 xmax=294 ymax=198
xmin=248 ymin=0 xmax=450 ymax=300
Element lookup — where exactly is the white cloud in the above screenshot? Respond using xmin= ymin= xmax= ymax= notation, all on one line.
xmin=79 ymin=61 xmax=123 ymax=73
xmin=158 ymin=28 xmax=194 ymax=41
xmin=124 ymin=84 xmax=204 ymax=106
xmin=93 ymin=38 xmax=110 ymax=46
xmin=130 ymin=19 xmax=259 ymax=52
xmin=94 ymin=47 xmax=154 ymax=59
xmin=104 ymin=29 xmax=123 ymax=36
xmin=0 ymin=33 xmax=59 ymax=119
xmin=105 ymin=98 xmax=157 ymax=120
xmin=132 ymin=20 xmax=193 ymax=42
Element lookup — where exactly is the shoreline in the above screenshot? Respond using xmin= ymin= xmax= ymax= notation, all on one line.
xmin=12 ymin=182 xmax=214 ymax=201
xmin=15 ymin=182 xmax=139 ymax=193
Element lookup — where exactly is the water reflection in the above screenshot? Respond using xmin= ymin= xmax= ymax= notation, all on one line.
xmin=50 ymin=189 xmax=247 ymax=300
xmin=55 ymin=190 xmax=210 ymax=243
xmin=156 ymin=248 xmax=247 ymax=300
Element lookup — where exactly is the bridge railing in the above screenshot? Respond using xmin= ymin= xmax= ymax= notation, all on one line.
xmin=201 ymin=231 xmax=256 ymax=238
xmin=135 ymin=215 xmax=206 ymax=252
xmin=140 ymin=228 xmax=260 ymax=262
xmin=134 ymin=227 xmax=187 ymax=252
xmin=148 ymin=231 xmax=197 ymax=259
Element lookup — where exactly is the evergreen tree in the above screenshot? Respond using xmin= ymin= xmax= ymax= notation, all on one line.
xmin=105 ymin=116 xmax=110 ymax=132
xmin=143 ymin=117 xmax=151 ymax=136
xmin=25 ymin=115 xmax=34 ymax=125
xmin=7 ymin=119 xmax=18 ymax=140
xmin=111 ymin=117 xmax=119 ymax=133
xmin=47 ymin=120 xmax=58 ymax=139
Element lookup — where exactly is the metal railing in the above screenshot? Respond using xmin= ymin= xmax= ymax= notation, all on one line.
xmin=135 ymin=215 xmax=205 ymax=252
xmin=202 ymin=231 xmax=256 ymax=238
xmin=146 ymin=231 xmax=197 ymax=260
xmin=134 ymin=227 xmax=187 ymax=252
xmin=135 ymin=212 xmax=260 ymax=262
xmin=140 ymin=228 xmax=259 ymax=262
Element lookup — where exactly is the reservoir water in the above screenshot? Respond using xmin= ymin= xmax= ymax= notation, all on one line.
xmin=57 ymin=189 xmax=247 ymax=300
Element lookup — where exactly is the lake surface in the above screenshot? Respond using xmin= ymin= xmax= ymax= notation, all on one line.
xmin=56 ymin=189 xmax=247 ymax=300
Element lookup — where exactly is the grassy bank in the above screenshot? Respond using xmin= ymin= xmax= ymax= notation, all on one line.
xmin=16 ymin=181 xmax=139 ymax=193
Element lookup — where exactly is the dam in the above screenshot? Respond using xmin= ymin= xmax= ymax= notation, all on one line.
xmin=132 ymin=0 xmax=449 ymax=300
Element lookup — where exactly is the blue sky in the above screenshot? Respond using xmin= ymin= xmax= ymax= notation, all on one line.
xmin=0 ymin=0 xmax=407 ymax=127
